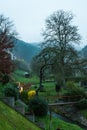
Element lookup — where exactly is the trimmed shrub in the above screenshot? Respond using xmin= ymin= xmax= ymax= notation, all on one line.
xmin=3 ymin=83 xmax=19 ymax=100
xmin=28 ymin=96 xmax=48 ymax=117
xmin=76 ymin=98 xmax=87 ymax=109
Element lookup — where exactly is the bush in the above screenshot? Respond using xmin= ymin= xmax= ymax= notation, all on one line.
xmin=76 ymin=98 xmax=87 ymax=109
xmin=3 ymin=83 xmax=19 ymax=100
xmin=61 ymin=81 xmax=85 ymax=101
xmin=28 ymin=96 xmax=48 ymax=117
xmin=66 ymin=81 xmax=76 ymax=89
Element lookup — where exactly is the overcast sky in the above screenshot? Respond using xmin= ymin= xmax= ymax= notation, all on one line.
xmin=0 ymin=0 xmax=87 ymax=48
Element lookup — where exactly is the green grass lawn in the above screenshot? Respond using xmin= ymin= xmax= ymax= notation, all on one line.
xmin=0 ymin=101 xmax=41 ymax=130
xmin=12 ymin=71 xmax=39 ymax=84
xmin=36 ymin=116 xmax=83 ymax=130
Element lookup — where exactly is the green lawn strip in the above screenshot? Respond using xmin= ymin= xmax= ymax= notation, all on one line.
xmin=38 ymin=82 xmax=58 ymax=102
xmin=12 ymin=73 xmax=39 ymax=84
xmin=0 ymin=101 xmax=41 ymax=130
xmin=14 ymin=69 xmax=26 ymax=75
xmin=37 ymin=115 xmax=83 ymax=130
xmin=12 ymin=73 xmax=30 ymax=83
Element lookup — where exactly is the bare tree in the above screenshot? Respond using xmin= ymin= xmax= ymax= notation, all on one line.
xmin=41 ymin=10 xmax=81 ymax=86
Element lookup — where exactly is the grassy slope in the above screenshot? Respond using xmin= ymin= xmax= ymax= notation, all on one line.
xmin=0 ymin=101 xmax=41 ymax=130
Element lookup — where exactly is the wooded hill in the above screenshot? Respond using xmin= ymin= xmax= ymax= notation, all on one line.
xmin=13 ymin=39 xmax=40 ymax=63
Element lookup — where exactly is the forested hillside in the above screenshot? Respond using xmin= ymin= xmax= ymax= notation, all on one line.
xmin=13 ymin=39 xmax=40 ymax=63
